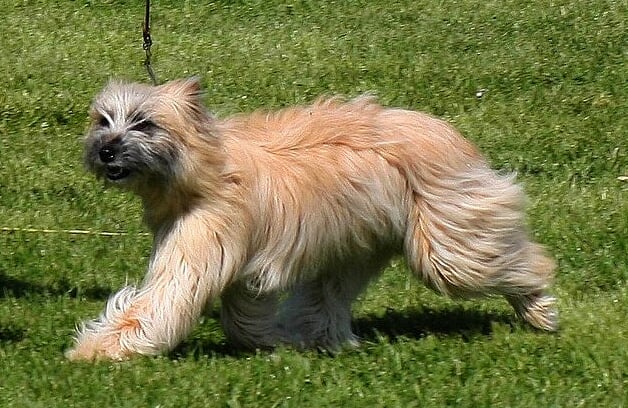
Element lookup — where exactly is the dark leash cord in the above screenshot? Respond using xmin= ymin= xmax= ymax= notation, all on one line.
xmin=142 ymin=0 xmax=158 ymax=85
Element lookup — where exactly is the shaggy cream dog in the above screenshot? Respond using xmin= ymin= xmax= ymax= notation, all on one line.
xmin=66 ymin=78 xmax=556 ymax=361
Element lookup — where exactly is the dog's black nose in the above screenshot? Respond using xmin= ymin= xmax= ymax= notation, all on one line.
xmin=99 ymin=143 xmax=118 ymax=163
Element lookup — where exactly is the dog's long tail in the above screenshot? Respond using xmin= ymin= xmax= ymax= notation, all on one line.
xmin=377 ymin=109 xmax=557 ymax=330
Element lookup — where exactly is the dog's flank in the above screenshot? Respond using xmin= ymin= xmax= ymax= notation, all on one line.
xmin=67 ymin=78 xmax=556 ymax=361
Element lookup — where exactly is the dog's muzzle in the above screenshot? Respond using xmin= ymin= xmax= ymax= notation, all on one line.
xmin=98 ymin=141 xmax=131 ymax=181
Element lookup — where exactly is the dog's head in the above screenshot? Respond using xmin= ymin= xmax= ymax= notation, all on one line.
xmin=84 ymin=78 xmax=219 ymax=196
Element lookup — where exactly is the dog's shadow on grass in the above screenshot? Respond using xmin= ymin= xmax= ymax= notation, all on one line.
xmin=0 ymin=270 xmax=113 ymax=348
xmin=174 ymin=306 xmax=515 ymax=359
xmin=353 ymin=306 xmax=514 ymax=343
xmin=0 ymin=325 xmax=26 ymax=344
xmin=0 ymin=270 xmax=111 ymax=300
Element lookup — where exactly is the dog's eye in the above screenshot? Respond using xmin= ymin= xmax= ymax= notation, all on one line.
xmin=130 ymin=119 xmax=157 ymax=133
xmin=97 ymin=116 xmax=110 ymax=128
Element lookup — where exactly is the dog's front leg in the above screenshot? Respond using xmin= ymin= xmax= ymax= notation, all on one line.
xmin=66 ymin=215 xmax=238 ymax=361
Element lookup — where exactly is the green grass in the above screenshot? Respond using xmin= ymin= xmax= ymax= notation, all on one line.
xmin=0 ymin=0 xmax=626 ymax=406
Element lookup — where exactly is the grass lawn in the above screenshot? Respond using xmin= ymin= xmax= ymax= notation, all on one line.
xmin=0 ymin=0 xmax=626 ymax=406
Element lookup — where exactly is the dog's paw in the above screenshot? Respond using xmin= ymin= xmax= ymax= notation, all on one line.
xmin=65 ymin=333 xmax=131 ymax=362
xmin=508 ymin=293 xmax=558 ymax=332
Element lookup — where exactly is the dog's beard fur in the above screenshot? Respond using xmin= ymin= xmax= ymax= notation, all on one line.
xmin=67 ymin=78 xmax=557 ymax=361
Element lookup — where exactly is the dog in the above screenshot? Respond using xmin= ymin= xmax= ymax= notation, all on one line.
xmin=66 ymin=78 xmax=557 ymax=361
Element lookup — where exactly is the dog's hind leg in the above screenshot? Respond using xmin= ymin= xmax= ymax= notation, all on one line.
xmin=278 ymin=259 xmax=387 ymax=350
xmin=277 ymin=275 xmax=360 ymax=351
xmin=403 ymin=165 xmax=557 ymax=331
xmin=219 ymin=282 xmax=281 ymax=350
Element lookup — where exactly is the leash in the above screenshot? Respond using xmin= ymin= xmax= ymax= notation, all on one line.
xmin=142 ymin=0 xmax=158 ymax=85
xmin=2 ymin=3 xmax=159 ymax=239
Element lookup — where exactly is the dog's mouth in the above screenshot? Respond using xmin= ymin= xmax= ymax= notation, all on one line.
xmin=105 ymin=164 xmax=131 ymax=181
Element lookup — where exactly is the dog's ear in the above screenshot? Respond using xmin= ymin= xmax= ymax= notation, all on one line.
xmin=159 ymin=77 xmax=204 ymax=106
